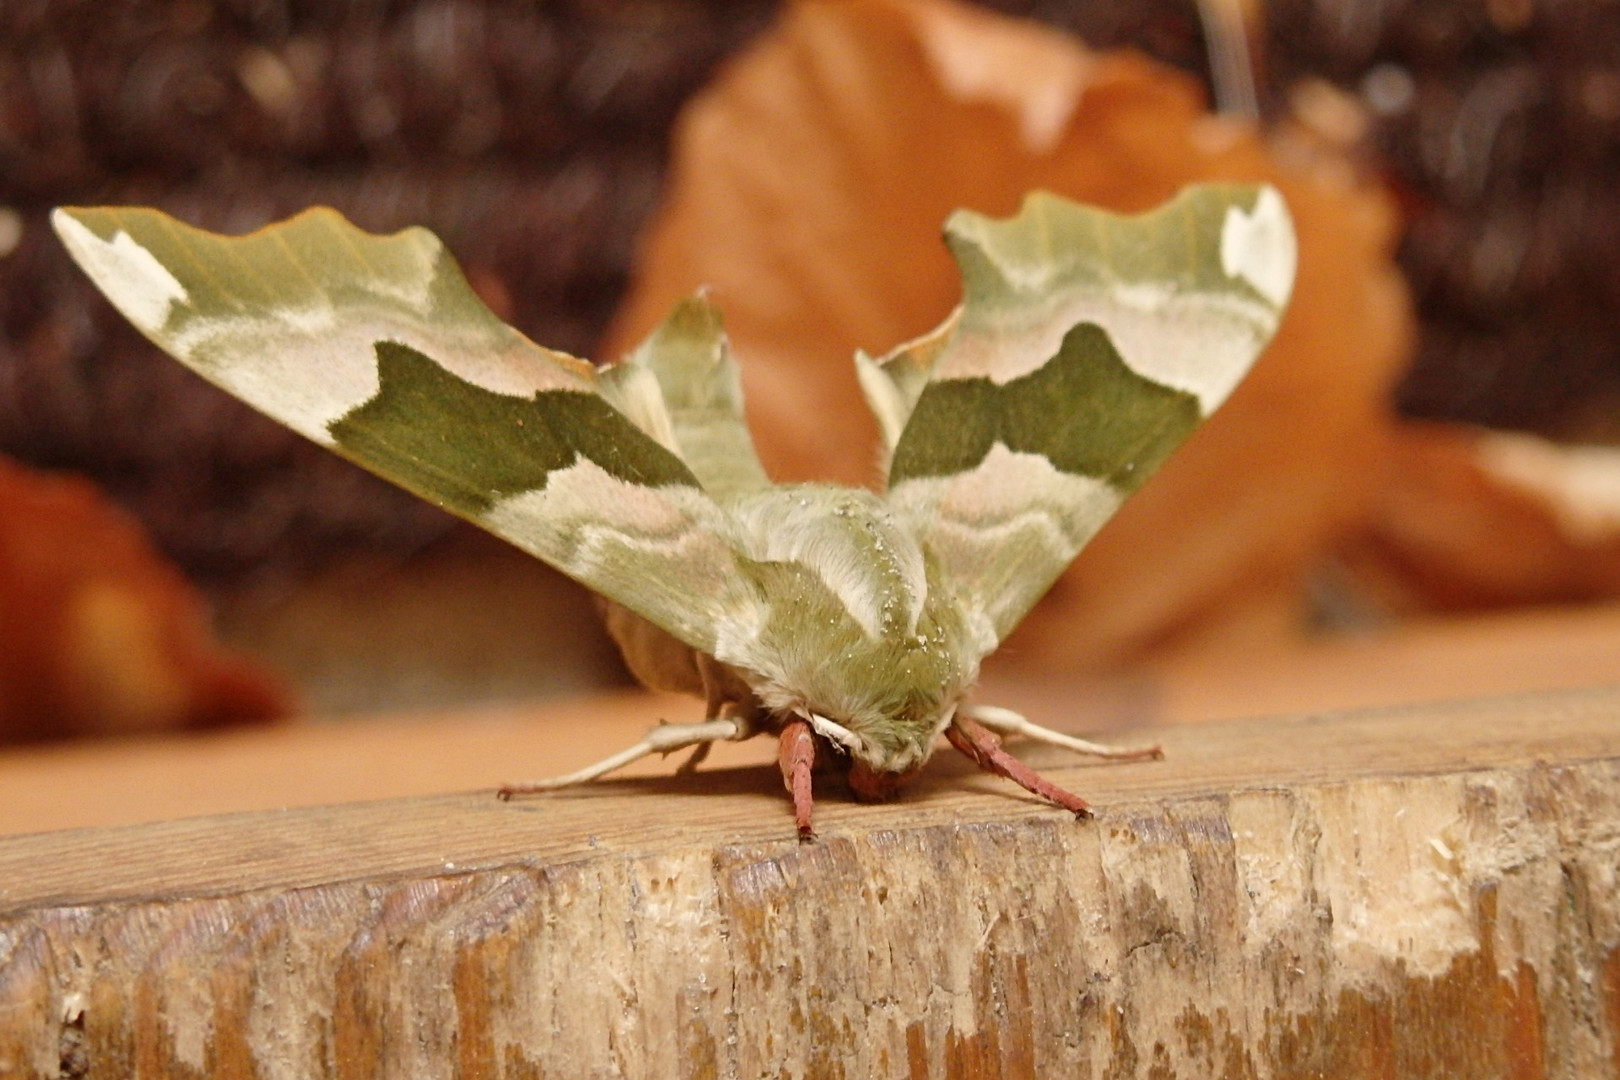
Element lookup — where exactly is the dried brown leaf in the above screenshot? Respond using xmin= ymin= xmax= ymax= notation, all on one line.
xmin=0 ymin=456 xmax=293 ymax=741
xmin=1340 ymin=425 xmax=1620 ymax=613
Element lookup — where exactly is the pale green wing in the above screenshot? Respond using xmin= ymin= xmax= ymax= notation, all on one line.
xmin=854 ymin=309 xmax=958 ymax=452
xmin=607 ymin=295 xmax=771 ymax=500
xmin=52 ymin=206 xmax=761 ymax=656
xmin=881 ymin=184 xmax=1296 ymax=653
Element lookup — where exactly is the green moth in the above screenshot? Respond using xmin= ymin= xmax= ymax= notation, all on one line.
xmin=53 ymin=185 xmax=1295 ymax=839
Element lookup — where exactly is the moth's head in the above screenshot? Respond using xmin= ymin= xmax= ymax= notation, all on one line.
xmin=846 ymin=755 xmax=924 ymax=801
xmin=797 ymin=697 xmax=960 ymax=801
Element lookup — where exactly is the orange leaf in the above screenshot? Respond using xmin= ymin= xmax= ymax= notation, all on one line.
xmin=0 ymin=456 xmax=293 ymax=741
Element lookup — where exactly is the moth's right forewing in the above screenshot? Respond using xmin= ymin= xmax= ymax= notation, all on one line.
xmin=882 ymin=185 xmax=1297 ymax=649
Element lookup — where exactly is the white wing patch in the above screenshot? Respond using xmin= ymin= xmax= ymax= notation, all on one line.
xmin=171 ymin=316 xmax=380 ymax=444
xmin=936 ymin=291 xmax=1274 ymax=412
xmin=486 ymin=459 xmax=727 ymax=553
xmin=396 ymin=331 xmax=593 ymax=403
xmin=1221 ymin=187 xmax=1297 ymax=308
xmin=52 ymin=212 xmax=187 ymax=334
xmin=918 ymin=443 xmax=1121 ymax=560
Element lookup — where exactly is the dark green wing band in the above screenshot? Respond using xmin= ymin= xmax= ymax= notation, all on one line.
xmin=332 ymin=341 xmax=700 ymax=518
xmin=890 ymin=323 xmax=1200 ymax=491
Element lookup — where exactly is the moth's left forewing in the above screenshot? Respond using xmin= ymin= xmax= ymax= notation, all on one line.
xmin=883 ymin=185 xmax=1297 ymax=649
xmin=52 ymin=206 xmax=763 ymax=658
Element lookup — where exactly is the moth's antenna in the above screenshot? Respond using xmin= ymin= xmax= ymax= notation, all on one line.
xmin=1197 ymin=0 xmax=1262 ymax=120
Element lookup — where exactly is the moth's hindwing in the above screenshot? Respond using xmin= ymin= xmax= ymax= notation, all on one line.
xmin=609 ymin=295 xmax=771 ymax=501
xmin=50 ymin=206 xmax=761 ymax=657
xmin=878 ymin=184 xmax=1297 ymax=647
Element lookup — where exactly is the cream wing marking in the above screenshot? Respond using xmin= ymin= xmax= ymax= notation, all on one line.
xmin=1220 ymin=186 xmax=1296 ymax=308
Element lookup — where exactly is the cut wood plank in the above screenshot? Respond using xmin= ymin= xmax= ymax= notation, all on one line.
xmin=2 ymin=686 xmax=1619 ymax=1078
xmin=6 ymin=600 xmax=1620 ymax=837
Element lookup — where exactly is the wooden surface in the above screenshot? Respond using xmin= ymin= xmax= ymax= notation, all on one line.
xmin=5 ymin=599 xmax=1620 ymax=836
xmin=4 ymin=684 xmax=1620 ymax=1077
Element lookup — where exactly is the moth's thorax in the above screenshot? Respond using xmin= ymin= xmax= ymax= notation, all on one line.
xmin=714 ymin=484 xmax=982 ymax=775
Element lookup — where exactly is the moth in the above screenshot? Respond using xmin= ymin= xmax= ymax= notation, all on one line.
xmin=53 ymin=184 xmax=1295 ymax=838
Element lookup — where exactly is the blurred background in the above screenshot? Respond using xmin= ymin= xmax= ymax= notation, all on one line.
xmin=2 ymin=0 xmax=1619 ymax=753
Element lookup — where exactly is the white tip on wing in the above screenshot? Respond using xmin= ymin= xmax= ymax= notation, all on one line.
xmin=52 ymin=210 xmax=188 ymax=334
xmin=1220 ymin=187 xmax=1296 ymax=309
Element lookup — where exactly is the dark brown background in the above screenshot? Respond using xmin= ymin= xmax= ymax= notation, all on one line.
xmin=3 ymin=0 xmax=1617 ymax=582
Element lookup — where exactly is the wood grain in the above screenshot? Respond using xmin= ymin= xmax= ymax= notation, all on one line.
xmin=3 ymin=685 xmax=1620 ymax=1077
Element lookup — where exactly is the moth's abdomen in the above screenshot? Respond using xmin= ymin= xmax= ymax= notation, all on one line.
xmin=600 ymin=599 xmax=756 ymax=711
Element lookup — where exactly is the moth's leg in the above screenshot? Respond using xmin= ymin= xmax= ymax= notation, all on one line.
xmin=960 ymin=704 xmax=1163 ymax=761
xmin=946 ymin=714 xmax=1092 ymax=819
xmin=497 ymin=717 xmax=742 ymax=798
xmin=675 ymin=740 xmax=713 ymax=775
xmin=696 ymin=653 xmax=733 ymax=719
xmin=679 ymin=653 xmax=741 ymax=774
xmin=778 ymin=717 xmax=818 ymax=843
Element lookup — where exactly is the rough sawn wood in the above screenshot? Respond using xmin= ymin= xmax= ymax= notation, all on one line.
xmin=3 ymin=685 xmax=1620 ymax=1078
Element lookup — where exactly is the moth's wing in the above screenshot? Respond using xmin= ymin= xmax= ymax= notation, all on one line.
xmin=882 ymin=184 xmax=1296 ymax=652
xmin=855 ymin=309 xmax=958 ymax=453
xmin=52 ymin=206 xmax=761 ymax=656
xmin=605 ymin=294 xmax=772 ymax=500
